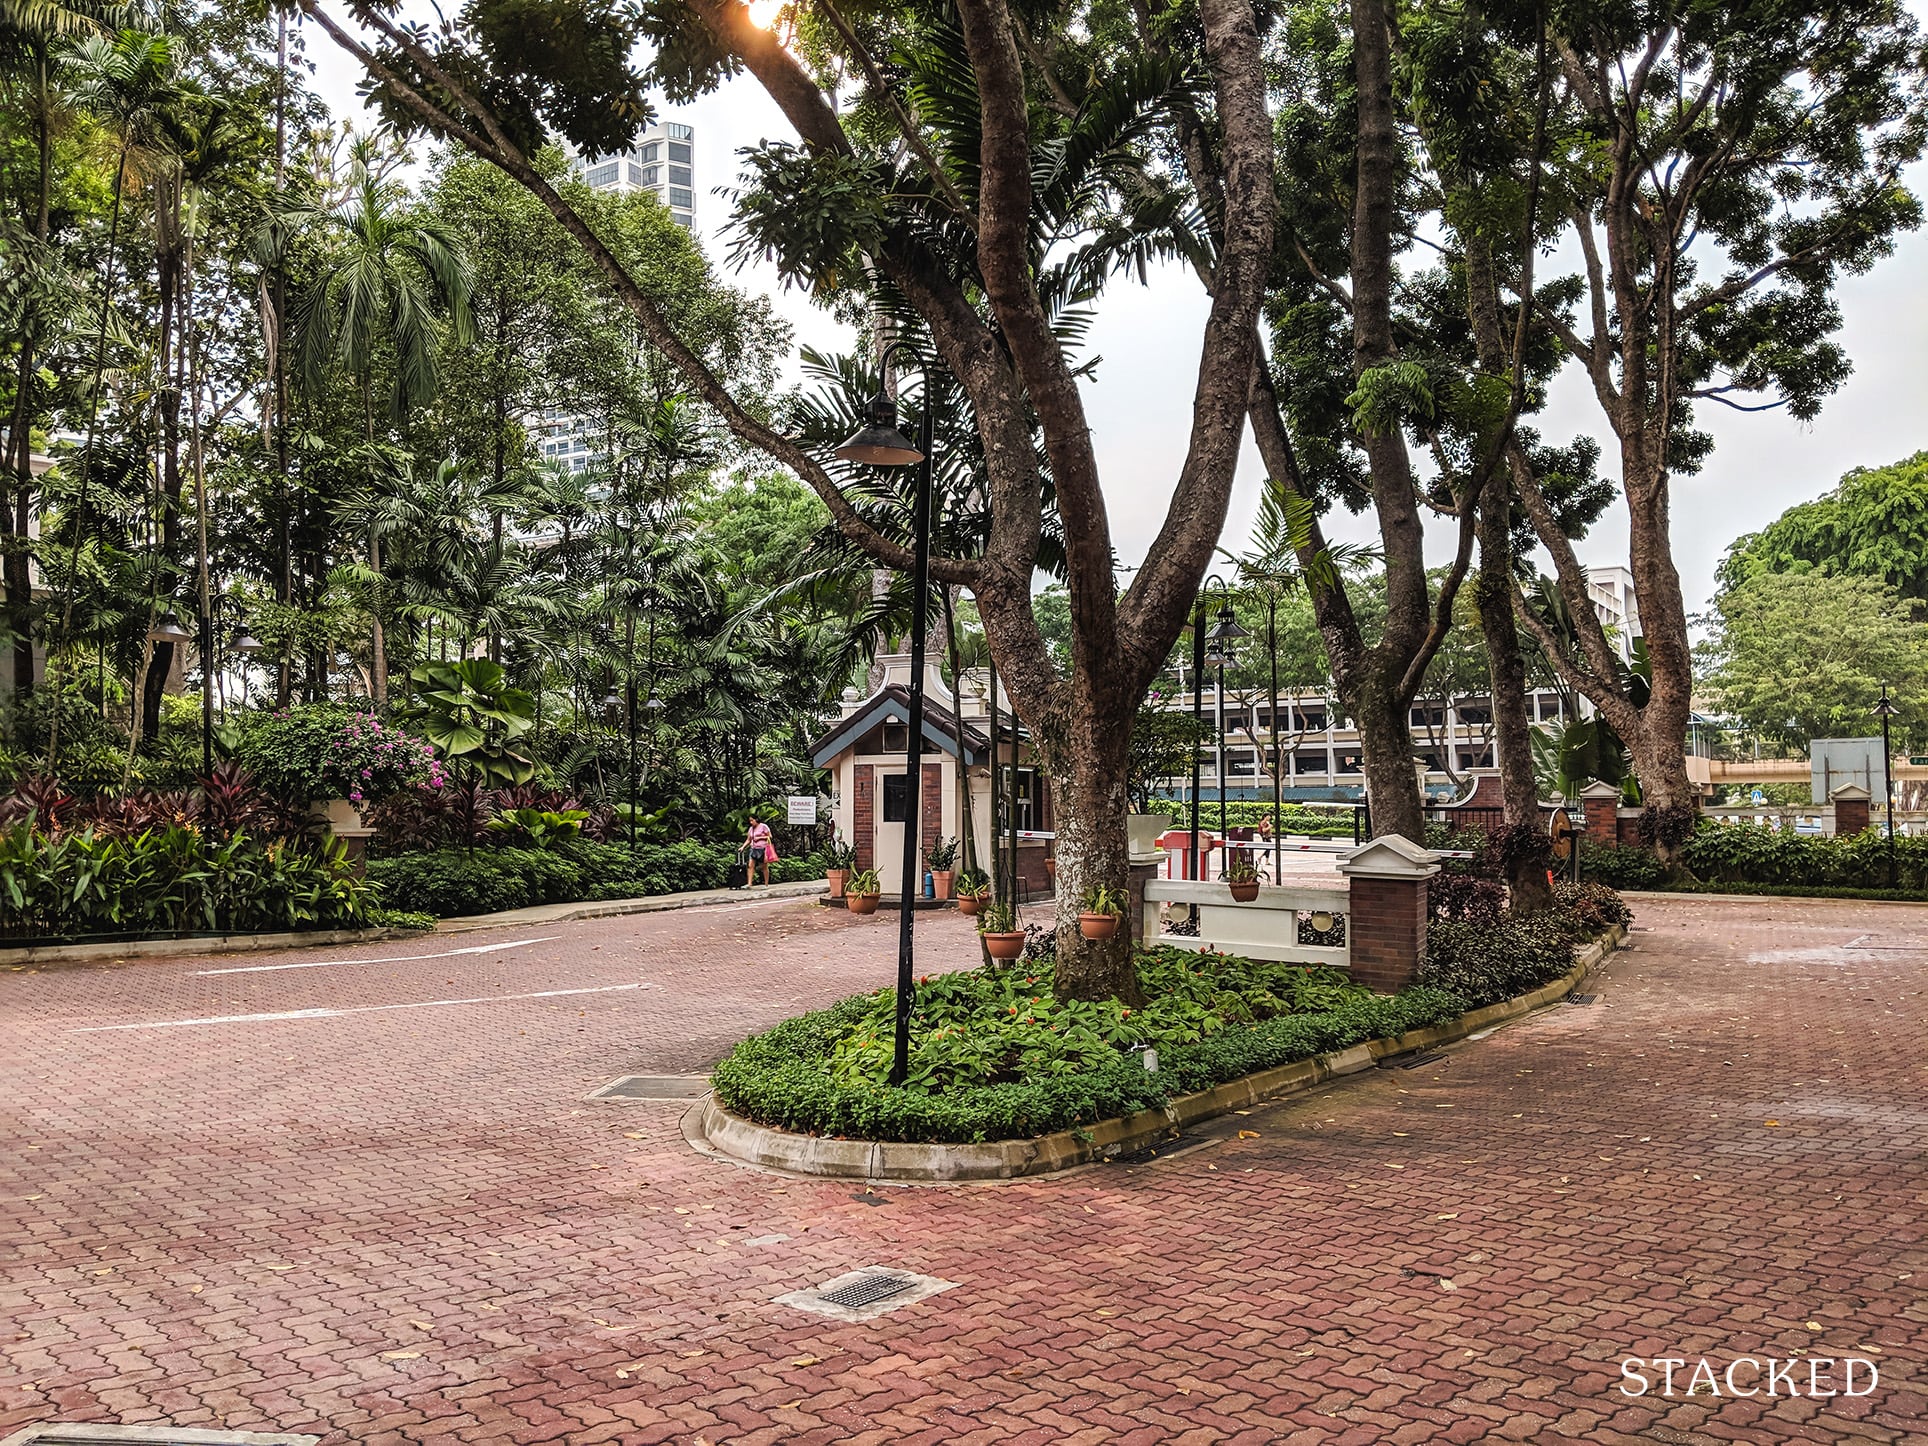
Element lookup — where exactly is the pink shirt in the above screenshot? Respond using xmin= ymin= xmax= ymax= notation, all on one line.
xmin=747 ymin=821 xmax=778 ymax=861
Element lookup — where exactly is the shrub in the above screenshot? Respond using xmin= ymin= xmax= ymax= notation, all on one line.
xmin=366 ymin=907 xmax=437 ymax=932
xmin=1418 ymin=914 xmax=1577 ymax=1008
xmin=234 ymin=706 xmax=444 ymax=806
xmin=0 ymin=822 xmax=373 ymax=938
xmin=1553 ymin=881 xmax=1633 ymax=936
xmin=365 ymin=838 xmax=739 ymax=916
xmin=1147 ymin=798 xmax=1360 ymax=838
xmin=1580 ymin=839 xmax=1668 ymax=889
xmin=711 ymin=950 xmax=1469 ymax=1143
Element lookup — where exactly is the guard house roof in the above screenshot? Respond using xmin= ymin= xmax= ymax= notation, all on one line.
xmin=809 ymin=683 xmax=1003 ymax=769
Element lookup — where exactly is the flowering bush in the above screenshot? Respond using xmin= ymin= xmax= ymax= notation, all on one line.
xmin=234 ymin=705 xmax=444 ymax=805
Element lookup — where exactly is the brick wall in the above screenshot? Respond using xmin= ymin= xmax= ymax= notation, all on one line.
xmin=1615 ymin=809 xmax=1643 ymax=847
xmin=1347 ymin=875 xmax=1428 ymax=993
xmin=853 ymin=764 xmax=875 ymax=872
xmin=921 ymin=762 xmax=943 ymax=871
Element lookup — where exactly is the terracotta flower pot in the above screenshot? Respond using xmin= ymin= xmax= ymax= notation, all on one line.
xmin=1078 ymin=912 xmax=1119 ymax=941
xmin=1045 ymin=858 xmax=1058 ymax=880
xmin=1228 ymin=880 xmax=1260 ymax=903
xmin=931 ymin=869 xmax=954 ymax=902
xmin=958 ymin=894 xmax=984 ymax=916
xmin=825 ymin=868 xmax=848 ymax=899
xmin=846 ymin=892 xmax=881 ymax=915
xmin=982 ymin=930 xmax=1025 ymax=962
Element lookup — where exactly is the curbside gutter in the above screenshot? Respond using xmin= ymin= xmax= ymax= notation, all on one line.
xmin=0 ymin=880 xmax=833 ymax=970
xmin=686 ymin=924 xmax=1628 ymax=1183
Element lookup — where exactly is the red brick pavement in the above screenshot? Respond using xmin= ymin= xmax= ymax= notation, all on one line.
xmin=2 ymin=893 xmax=1924 ymax=1443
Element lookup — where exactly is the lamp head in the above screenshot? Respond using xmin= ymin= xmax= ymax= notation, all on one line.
xmin=227 ymin=626 xmax=265 ymax=655
xmin=834 ymin=390 xmax=924 ymax=467
xmin=148 ymin=610 xmax=194 ymax=644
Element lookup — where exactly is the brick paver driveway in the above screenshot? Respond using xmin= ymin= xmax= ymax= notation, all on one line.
xmin=2 ymin=893 xmax=1924 ymax=1443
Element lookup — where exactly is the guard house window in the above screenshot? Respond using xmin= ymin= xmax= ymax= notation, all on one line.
xmin=882 ymin=773 xmax=912 ymax=823
xmin=1000 ymin=766 xmax=1039 ymax=830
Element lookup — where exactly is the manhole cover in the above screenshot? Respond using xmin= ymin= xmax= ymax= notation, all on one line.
xmin=588 ymin=1075 xmax=710 ymax=1100
xmin=818 ymin=1273 xmax=914 ymax=1308
xmin=0 ymin=1428 xmax=319 ymax=1445
xmin=774 ymin=1265 xmax=958 ymax=1321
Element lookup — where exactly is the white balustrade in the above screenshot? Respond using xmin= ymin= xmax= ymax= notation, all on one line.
xmin=1141 ymin=878 xmax=1350 ymax=969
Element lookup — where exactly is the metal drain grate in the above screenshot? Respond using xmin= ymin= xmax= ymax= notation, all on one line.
xmin=1379 ymin=1050 xmax=1446 ymax=1070
xmin=817 ymin=1273 xmax=914 ymax=1309
xmin=589 ymin=1075 xmax=710 ymax=1100
xmin=1565 ymin=992 xmax=1597 ymax=1005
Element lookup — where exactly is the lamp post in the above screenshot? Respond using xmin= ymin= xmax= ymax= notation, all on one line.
xmin=834 ymin=340 xmax=934 ymax=1089
xmin=1205 ymin=595 xmax=1246 ymax=838
xmin=1874 ymin=686 xmax=1900 ymax=887
xmin=228 ymin=618 xmax=265 ymax=713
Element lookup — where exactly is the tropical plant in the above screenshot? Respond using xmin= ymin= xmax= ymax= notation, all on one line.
xmin=925 ymin=835 xmax=958 ymax=871
xmin=1080 ymin=883 xmax=1127 ymax=917
xmin=399 ymin=658 xmax=536 ymax=786
xmin=845 ymin=867 xmax=881 ymax=897
xmin=978 ymin=901 xmax=1018 ymax=934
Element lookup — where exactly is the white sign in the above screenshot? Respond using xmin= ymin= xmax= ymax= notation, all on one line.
xmin=786 ymin=795 xmax=818 ymax=825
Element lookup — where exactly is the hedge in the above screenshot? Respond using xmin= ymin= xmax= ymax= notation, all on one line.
xmin=368 ymin=839 xmax=825 ymax=917
xmin=710 ymin=978 xmax=1467 ymax=1145
xmin=1146 ymin=798 xmax=1359 ymax=837
xmin=1583 ymin=820 xmax=1928 ymax=894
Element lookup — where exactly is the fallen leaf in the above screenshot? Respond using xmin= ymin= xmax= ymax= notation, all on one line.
xmin=263 ymin=1264 xmax=297 ymax=1272
xmin=673 ymin=1207 xmax=691 ymax=1215
xmin=1439 ymin=1279 xmax=1458 ymax=1292
xmin=792 ymin=1356 xmax=820 ymax=1366
xmin=187 ymin=1285 xmax=203 ymax=1295
xmin=1436 ymin=1213 xmax=1459 ymax=1220
xmin=1392 ymin=1132 xmax=1409 ymax=1137
xmin=381 ymin=1351 xmax=421 ymax=1361
xmin=615 ymin=1370 xmax=630 ymax=1380
xmin=1806 ymin=1321 xmax=1823 ymax=1332
xmin=779 ymin=1400 xmax=802 ymax=1410
xmin=1238 ymin=1130 xmax=1260 ymax=1139
xmin=624 ymin=1132 xmax=645 ymax=1139
xmin=1385 ymin=1163 xmax=1404 ymax=1170
xmin=409 ymin=1320 xmax=432 ymax=1331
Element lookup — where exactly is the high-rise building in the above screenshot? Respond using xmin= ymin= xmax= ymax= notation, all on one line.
xmin=579 ymin=120 xmax=696 ymax=229
xmin=540 ymin=122 xmax=697 ymax=475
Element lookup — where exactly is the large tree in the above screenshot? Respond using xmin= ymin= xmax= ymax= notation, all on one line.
xmin=1718 ymin=451 xmax=1928 ymax=605
xmin=1493 ymin=0 xmax=1928 ymax=860
xmin=303 ymin=0 xmax=1279 ymax=1000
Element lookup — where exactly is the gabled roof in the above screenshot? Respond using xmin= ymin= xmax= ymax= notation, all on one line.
xmin=809 ymin=683 xmax=995 ymax=768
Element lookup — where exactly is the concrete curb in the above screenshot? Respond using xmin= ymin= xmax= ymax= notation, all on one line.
xmin=0 ymin=880 xmax=834 ymax=970
xmin=689 ymin=924 xmax=1627 ymax=1183
xmin=0 ymin=926 xmax=411 ymax=972
xmin=433 ymin=880 xmax=829 ymax=933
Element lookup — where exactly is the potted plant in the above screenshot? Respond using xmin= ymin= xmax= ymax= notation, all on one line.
xmin=1079 ymin=883 xmax=1127 ymax=940
xmin=844 ymin=867 xmax=882 ymax=915
xmin=925 ymin=835 xmax=958 ymax=900
xmin=1224 ymin=855 xmax=1261 ymax=902
xmin=978 ymin=900 xmax=1024 ymax=961
xmin=954 ymin=868 xmax=991 ymax=916
xmin=823 ymin=835 xmax=856 ymax=899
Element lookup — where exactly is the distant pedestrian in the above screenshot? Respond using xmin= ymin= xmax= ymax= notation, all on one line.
xmin=745 ymin=817 xmax=778 ymax=886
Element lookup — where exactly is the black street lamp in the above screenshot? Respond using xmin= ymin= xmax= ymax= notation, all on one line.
xmin=1875 ymin=685 xmax=1900 ymax=887
xmin=1205 ymin=597 xmax=1247 ymax=838
xmin=1188 ymin=575 xmax=1239 ymax=878
xmin=835 ymin=339 xmax=934 ymax=1089
xmin=228 ymin=619 xmax=264 ymax=713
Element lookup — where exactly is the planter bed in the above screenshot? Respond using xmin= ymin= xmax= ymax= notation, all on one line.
xmin=692 ymin=927 xmax=1625 ymax=1181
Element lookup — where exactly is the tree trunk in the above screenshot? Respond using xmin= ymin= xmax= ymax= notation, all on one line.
xmin=1476 ymin=472 xmax=1552 ymax=913
xmin=1354 ymin=682 xmax=1423 ymax=843
xmin=1046 ymin=731 xmax=1143 ymax=1006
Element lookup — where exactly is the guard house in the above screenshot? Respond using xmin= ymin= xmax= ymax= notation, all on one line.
xmin=810 ymin=653 xmax=1055 ymax=899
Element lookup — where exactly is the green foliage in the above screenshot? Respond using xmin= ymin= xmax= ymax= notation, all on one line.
xmin=845 ymin=867 xmax=881 ymax=896
xmin=1698 ymin=571 xmax=1928 ymax=753
xmin=1719 ymin=451 xmax=1928 ymax=604
xmin=1679 ymin=820 xmax=1928 ymax=892
xmin=1419 ymin=915 xmax=1579 ymax=1008
xmin=232 ymin=707 xmax=443 ymax=805
xmin=711 ymin=950 xmax=1467 ymax=1143
xmin=1578 ymin=840 xmax=1668 ymax=891
xmin=925 ymin=835 xmax=958 ymax=871
xmin=1148 ymin=798 xmax=1359 ymax=838
xmin=400 ymin=659 xmax=537 ymax=786
xmin=1080 ymin=883 xmax=1128 ymax=916
xmin=366 ymin=907 xmax=438 ymax=932
xmin=1128 ymin=705 xmax=1207 ymax=813
xmin=0 ymin=823 xmax=373 ymax=939
xmin=724 ymin=144 xmax=886 ymax=296
xmin=978 ymin=900 xmax=1018 ymax=933
xmin=486 ymin=806 xmax=588 ymax=844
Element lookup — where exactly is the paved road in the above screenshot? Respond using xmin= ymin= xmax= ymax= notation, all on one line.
xmin=2 ymin=893 xmax=1923 ymax=1443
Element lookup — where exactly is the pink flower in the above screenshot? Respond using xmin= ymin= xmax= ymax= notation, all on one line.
xmin=349 ymin=790 xmax=364 ymax=803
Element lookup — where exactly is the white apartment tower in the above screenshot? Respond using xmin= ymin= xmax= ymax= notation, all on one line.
xmin=541 ymin=121 xmax=697 ymax=474
xmin=580 ymin=120 xmax=696 ymax=229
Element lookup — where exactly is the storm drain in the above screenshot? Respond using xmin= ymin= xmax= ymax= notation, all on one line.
xmin=818 ymin=1273 xmax=914 ymax=1309
xmin=775 ymin=1265 xmax=958 ymax=1322
xmin=0 ymin=1427 xmax=320 ymax=1446
xmin=1380 ymin=1051 xmax=1447 ymax=1071
xmin=1565 ymin=992 xmax=1598 ymax=1005
xmin=588 ymin=1075 xmax=711 ymax=1101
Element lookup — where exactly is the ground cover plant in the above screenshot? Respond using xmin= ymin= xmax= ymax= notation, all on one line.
xmin=711 ymin=947 xmax=1467 ymax=1144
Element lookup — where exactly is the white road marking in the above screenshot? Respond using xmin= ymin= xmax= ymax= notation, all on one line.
xmin=70 ymin=982 xmax=652 ymax=1032
xmin=194 ymin=936 xmax=561 ymax=976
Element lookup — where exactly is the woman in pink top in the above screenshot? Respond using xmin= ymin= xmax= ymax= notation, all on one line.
xmin=745 ymin=817 xmax=778 ymax=886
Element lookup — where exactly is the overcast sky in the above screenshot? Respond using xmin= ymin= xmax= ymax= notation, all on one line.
xmin=306 ymin=23 xmax=1928 ymax=627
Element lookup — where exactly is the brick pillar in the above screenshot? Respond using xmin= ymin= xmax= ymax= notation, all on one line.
xmin=920 ymin=761 xmax=943 ymax=891
xmin=1830 ymin=783 xmax=1871 ymax=836
xmin=1338 ymin=836 xmax=1442 ymax=995
xmin=1579 ymin=781 xmax=1621 ymax=848
xmin=1127 ymin=857 xmax=1159 ymax=947
xmin=852 ymin=764 xmax=875 ymax=872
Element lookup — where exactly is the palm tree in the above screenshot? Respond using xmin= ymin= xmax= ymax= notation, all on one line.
xmin=291 ymin=132 xmax=474 ymax=707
